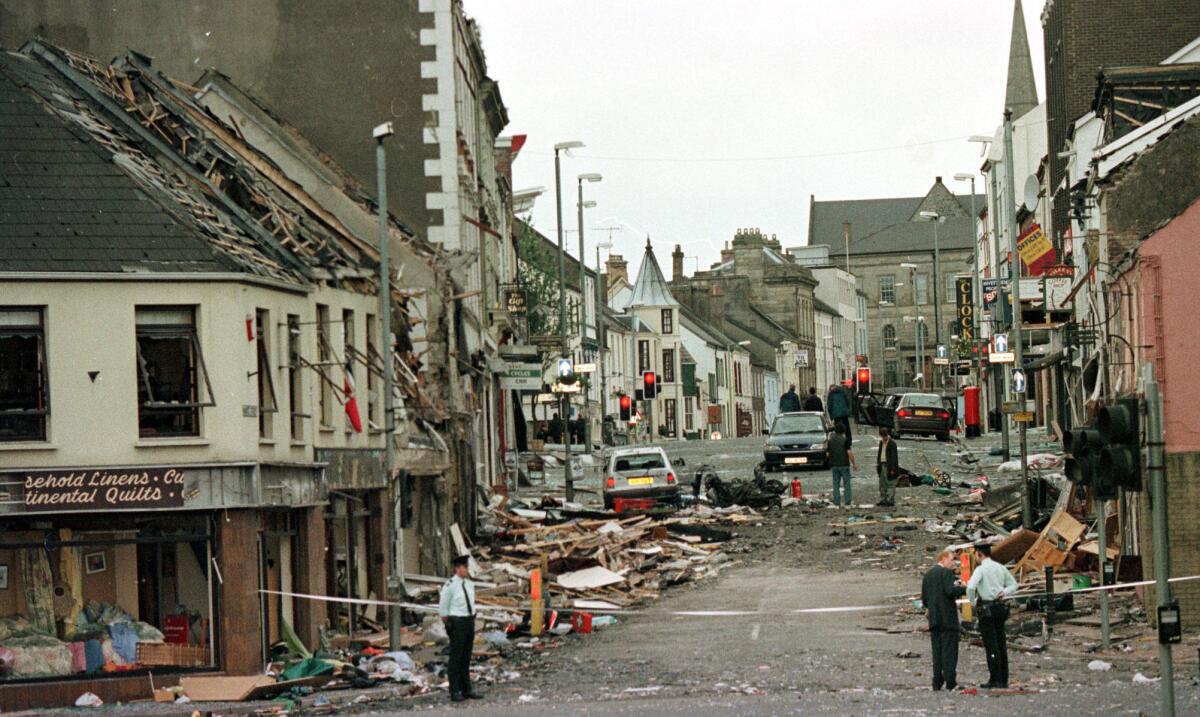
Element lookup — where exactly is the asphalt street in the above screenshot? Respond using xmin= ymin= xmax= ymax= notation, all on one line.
xmin=388 ymin=432 xmax=1197 ymax=716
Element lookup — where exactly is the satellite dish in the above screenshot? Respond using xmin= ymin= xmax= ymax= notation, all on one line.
xmin=1022 ymin=175 xmax=1040 ymax=212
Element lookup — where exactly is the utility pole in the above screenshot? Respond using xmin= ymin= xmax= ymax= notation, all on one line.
xmin=374 ymin=122 xmax=402 ymax=649
xmin=1002 ymin=109 xmax=1032 ymax=527
xmin=932 ymin=218 xmax=942 ymax=347
xmin=1145 ymin=364 xmax=1175 ymax=716
xmin=842 ymin=221 xmax=852 ymax=275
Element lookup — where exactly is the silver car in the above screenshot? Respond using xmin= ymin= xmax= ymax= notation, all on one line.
xmin=603 ymin=446 xmax=680 ymax=510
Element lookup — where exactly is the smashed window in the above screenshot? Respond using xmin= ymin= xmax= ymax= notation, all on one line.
xmin=0 ymin=307 xmax=48 ymax=442
xmin=135 ymin=307 xmax=213 ymax=438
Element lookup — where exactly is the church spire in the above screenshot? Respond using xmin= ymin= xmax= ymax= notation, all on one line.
xmin=1004 ymin=0 xmax=1039 ymax=118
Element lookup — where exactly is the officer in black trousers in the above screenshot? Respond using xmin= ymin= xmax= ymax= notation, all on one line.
xmin=438 ymin=555 xmax=482 ymax=702
xmin=922 ymin=550 xmax=966 ymax=690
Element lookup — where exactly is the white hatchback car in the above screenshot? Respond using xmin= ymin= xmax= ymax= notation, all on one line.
xmin=603 ymin=446 xmax=680 ymax=510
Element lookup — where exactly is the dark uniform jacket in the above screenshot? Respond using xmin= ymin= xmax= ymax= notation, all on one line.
xmin=922 ymin=564 xmax=966 ymax=631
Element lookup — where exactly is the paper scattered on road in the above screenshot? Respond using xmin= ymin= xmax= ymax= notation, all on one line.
xmin=1088 ymin=659 xmax=1112 ymax=671
xmin=556 ymin=566 xmax=625 ymax=590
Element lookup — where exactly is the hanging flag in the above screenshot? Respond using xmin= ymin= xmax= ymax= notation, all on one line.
xmin=343 ymin=356 xmax=363 ymax=433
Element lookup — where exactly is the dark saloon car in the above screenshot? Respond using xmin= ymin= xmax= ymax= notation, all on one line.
xmin=892 ymin=392 xmax=954 ymax=440
xmin=763 ymin=412 xmax=832 ymax=470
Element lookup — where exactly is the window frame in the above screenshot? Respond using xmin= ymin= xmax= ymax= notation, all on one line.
xmin=879 ymin=275 xmax=896 ymax=304
xmin=882 ymin=324 xmax=897 ymax=349
xmin=255 ymin=309 xmax=278 ymax=440
xmin=0 ymin=306 xmax=50 ymax=442
xmin=316 ymin=304 xmax=333 ymax=428
xmin=286 ymin=314 xmax=307 ymax=440
xmin=661 ymin=308 xmax=673 ymax=334
xmin=134 ymin=306 xmax=213 ymax=438
xmin=637 ymin=339 xmax=651 ymax=374
xmin=914 ymin=273 xmax=929 ymax=305
xmin=661 ymin=348 xmax=675 ymax=383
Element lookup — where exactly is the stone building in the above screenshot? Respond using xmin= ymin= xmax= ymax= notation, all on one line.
xmin=807 ymin=179 xmax=982 ymax=390
xmin=670 ymin=229 xmax=818 ymax=394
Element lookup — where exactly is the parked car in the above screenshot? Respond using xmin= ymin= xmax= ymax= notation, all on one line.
xmin=762 ymin=411 xmax=832 ymax=470
xmin=891 ymin=392 xmax=954 ymax=440
xmin=603 ymin=446 xmax=680 ymax=510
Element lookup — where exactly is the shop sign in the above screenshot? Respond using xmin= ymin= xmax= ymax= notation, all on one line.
xmin=955 ymin=276 xmax=974 ymax=341
xmin=20 ymin=466 xmax=186 ymax=512
xmin=500 ymin=362 xmax=542 ymax=390
xmin=503 ymin=285 xmax=528 ymax=315
xmin=1017 ymin=223 xmax=1056 ymax=275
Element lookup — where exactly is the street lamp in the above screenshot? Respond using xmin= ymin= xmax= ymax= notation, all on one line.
xmin=373 ymin=120 xmax=403 ymax=650
xmin=554 ymin=140 xmax=583 ymax=501
xmin=577 ymin=172 xmax=602 ymax=453
xmin=596 ymin=239 xmax=613 ymax=427
xmin=918 ymin=211 xmax=943 ymax=347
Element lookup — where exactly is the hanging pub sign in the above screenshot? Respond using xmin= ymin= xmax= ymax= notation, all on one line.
xmin=503 ymin=285 xmax=528 ymax=315
xmin=1017 ymin=223 xmax=1056 ymax=276
xmin=18 ymin=466 xmax=187 ymax=512
xmin=955 ymin=275 xmax=974 ymax=342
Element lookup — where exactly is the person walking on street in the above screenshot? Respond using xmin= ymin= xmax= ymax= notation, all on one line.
xmin=966 ymin=543 xmax=1018 ymax=688
xmin=780 ymin=384 xmax=801 ymax=413
xmin=802 ymin=386 xmax=823 ymax=412
xmin=826 ymin=423 xmax=856 ymax=508
xmin=922 ymin=550 xmax=966 ymax=691
xmin=876 ymin=427 xmax=899 ymax=506
xmin=827 ymin=383 xmax=853 ymax=444
xmin=439 ymin=555 xmax=483 ymax=702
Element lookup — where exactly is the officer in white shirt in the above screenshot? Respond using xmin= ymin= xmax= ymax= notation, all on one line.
xmin=966 ymin=542 xmax=1019 ymax=688
xmin=438 ymin=554 xmax=481 ymax=702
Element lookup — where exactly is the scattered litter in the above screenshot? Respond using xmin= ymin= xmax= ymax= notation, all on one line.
xmin=74 ymin=692 xmax=103 ymax=707
xmin=1088 ymin=659 xmax=1112 ymax=671
xmin=1132 ymin=672 xmax=1160 ymax=684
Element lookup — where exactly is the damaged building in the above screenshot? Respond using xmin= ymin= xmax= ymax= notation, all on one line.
xmin=0 ymin=41 xmax=469 ymax=708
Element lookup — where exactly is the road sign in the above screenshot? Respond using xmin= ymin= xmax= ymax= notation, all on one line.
xmin=574 ymin=363 xmax=596 ymax=373
xmin=536 ymin=392 xmax=557 ymax=404
xmin=1012 ymin=369 xmax=1027 ymax=394
xmin=989 ymin=332 xmax=1014 ymax=363
xmin=936 ymin=344 xmax=948 ymax=359
xmin=1003 ymin=400 xmax=1036 ymax=414
xmin=1013 ymin=411 xmax=1035 ymax=422
xmin=556 ymin=357 xmax=573 ymax=378
xmin=934 ymin=357 xmax=949 ymax=366
xmin=552 ymin=382 xmax=580 ymax=394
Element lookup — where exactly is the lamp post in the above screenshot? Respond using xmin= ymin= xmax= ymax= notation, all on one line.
xmin=1001 ymin=111 xmax=1032 ymax=527
xmin=918 ymin=211 xmax=943 ymax=347
xmin=373 ymin=121 xmax=403 ymax=649
xmin=577 ymin=173 xmax=602 ymax=455
xmin=596 ymin=239 xmax=613 ymax=434
xmin=554 ymin=141 xmax=584 ymax=501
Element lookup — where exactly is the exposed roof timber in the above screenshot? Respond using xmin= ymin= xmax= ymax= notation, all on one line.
xmin=23 ymin=40 xmax=314 ymax=280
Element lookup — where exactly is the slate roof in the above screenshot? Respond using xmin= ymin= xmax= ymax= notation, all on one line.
xmin=807 ymin=190 xmax=985 ymax=256
xmin=0 ymin=51 xmax=235 ymax=274
xmin=625 ymin=239 xmax=678 ymax=309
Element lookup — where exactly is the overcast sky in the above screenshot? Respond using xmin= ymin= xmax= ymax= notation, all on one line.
xmin=468 ymin=1 xmax=1045 ymax=277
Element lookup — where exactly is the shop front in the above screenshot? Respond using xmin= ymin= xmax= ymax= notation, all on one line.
xmin=0 ymin=462 xmax=324 ymax=709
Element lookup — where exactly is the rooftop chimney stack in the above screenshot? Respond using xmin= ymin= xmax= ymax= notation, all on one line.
xmin=672 ymin=244 xmax=684 ymax=281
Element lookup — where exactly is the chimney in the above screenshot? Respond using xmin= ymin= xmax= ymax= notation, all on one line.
xmin=672 ymin=244 xmax=684 ymax=281
xmin=935 ymin=175 xmax=943 ymax=184
xmin=605 ymin=254 xmax=628 ymax=287
xmin=720 ymin=241 xmax=734 ymax=264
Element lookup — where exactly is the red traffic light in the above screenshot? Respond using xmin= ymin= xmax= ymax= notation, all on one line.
xmin=643 ymin=371 xmax=655 ymax=385
xmin=857 ymin=367 xmax=870 ymax=384
xmin=642 ymin=371 xmax=657 ymax=399
xmin=619 ymin=395 xmax=631 ymax=409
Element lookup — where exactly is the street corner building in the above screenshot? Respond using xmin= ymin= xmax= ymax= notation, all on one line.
xmin=0 ymin=41 xmax=472 ymax=709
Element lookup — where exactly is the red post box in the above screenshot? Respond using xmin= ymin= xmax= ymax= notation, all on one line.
xmin=963 ymin=386 xmax=981 ymax=438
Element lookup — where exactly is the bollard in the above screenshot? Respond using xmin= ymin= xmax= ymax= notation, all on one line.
xmin=960 ymin=552 xmax=973 ymax=622
xmin=530 ymin=568 xmax=543 ymax=636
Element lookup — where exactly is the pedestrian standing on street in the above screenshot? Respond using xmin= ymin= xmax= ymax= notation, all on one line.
xmin=922 ymin=550 xmax=966 ymax=691
xmin=803 ymin=386 xmax=823 ymax=412
xmin=827 ymin=384 xmax=853 ymax=444
xmin=826 ymin=423 xmax=856 ymax=508
xmin=780 ymin=384 xmax=801 ymax=413
xmin=876 ymin=427 xmax=899 ymax=507
xmin=966 ymin=542 xmax=1018 ymax=689
xmin=439 ymin=555 xmax=482 ymax=702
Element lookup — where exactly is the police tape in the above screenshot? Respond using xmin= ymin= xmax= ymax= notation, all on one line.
xmin=261 ymin=572 xmax=1200 ymax=619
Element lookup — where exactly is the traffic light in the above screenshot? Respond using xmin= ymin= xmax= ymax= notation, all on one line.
xmin=855 ymin=367 xmax=871 ymax=396
xmin=643 ymin=371 xmax=657 ymax=399
xmin=619 ymin=394 xmax=632 ymax=421
xmin=1098 ymin=397 xmax=1142 ymax=491
xmin=1064 ymin=425 xmax=1109 ymax=495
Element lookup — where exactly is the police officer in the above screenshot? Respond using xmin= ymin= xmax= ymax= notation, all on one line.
xmin=966 ymin=542 xmax=1018 ymax=688
xmin=439 ymin=555 xmax=482 ymax=701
